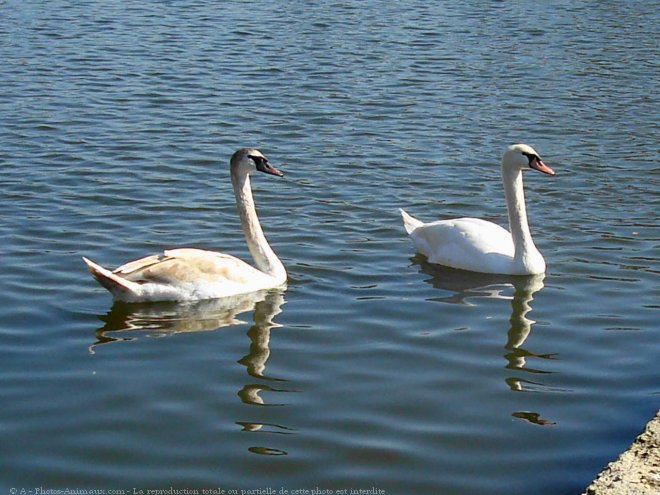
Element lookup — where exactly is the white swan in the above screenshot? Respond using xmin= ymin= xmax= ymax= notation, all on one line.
xmin=400 ymin=144 xmax=555 ymax=275
xmin=83 ymin=148 xmax=287 ymax=302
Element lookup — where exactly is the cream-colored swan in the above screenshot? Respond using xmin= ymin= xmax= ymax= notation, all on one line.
xmin=83 ymin=148 xmax=287 ymax=302
xmin=400 ymin=144 xmax=555 ymax=275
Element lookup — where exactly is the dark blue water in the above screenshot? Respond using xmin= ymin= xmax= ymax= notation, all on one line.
xmin=1 ymin=1 xmax=658 ymax=494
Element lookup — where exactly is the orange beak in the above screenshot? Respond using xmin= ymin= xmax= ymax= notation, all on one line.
xmin=530 ymin=156 xmax=555 ymax=176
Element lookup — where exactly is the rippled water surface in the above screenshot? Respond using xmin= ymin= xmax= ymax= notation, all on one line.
xmin=1 ymin=1 xmax=658 ymax=494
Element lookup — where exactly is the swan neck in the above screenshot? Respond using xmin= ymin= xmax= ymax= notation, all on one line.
xmin=502 ymin=165 xmax=536 ymax=261
xmin=231 ymin=170 xmax=286 ymax=281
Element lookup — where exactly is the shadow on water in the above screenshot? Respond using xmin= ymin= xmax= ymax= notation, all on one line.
xmin=412 ymin=256 xmax=558 ymax=426
xmin=91 ymin=290 xmax=295 ymax=454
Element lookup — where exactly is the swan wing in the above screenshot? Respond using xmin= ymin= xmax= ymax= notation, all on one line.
xmin=114 ymin=248 xmax=265 ymax=285
xmin=84 ymin=249 xmax=278 ymax=302
xmin=409 ymin=217 xmax=516 ymax=273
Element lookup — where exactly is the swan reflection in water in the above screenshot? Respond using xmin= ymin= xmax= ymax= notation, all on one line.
xmin=413 ymin=256 xmax=557 ymax=426
xmin=91 ymin=289 xmax=296 ymax=452
xmin=91 ymin=290 xmax=280 ymax=347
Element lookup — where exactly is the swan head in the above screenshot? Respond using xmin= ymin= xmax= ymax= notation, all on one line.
xmin=503 ymin=144 xmax=555 ymax=176
xmin=231 ymin=148 xmax=284 ymax=178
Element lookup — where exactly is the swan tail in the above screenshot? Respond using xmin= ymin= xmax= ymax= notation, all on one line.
xmin=400 ymin=208 xmax=423 ymax=235
xmin=82 ymin=256 xmax=141 ymax=300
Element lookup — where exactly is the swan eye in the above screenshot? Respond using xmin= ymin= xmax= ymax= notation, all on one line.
xmin=521 ymin=152 xmax=539 ymax=165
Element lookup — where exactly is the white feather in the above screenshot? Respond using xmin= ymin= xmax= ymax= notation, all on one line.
xmin=400 ymin=144 xmax=555 ymax=275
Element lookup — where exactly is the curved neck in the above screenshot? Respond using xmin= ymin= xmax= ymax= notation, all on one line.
xmin=231 ymin=170 xmax=286 ymax=282
xmin=501 ymin=165 xmax=537 ymax=265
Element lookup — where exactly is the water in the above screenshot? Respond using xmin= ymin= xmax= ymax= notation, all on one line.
xmin=1 ymin=1 xmax=658 ymax=494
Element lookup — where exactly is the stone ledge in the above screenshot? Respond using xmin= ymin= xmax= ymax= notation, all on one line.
xmin=582 ymin=409 xmax=660 ymax=495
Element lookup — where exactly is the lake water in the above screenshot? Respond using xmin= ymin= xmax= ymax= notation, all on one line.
xmin=1 ymin=1 xmax=658 ymax=494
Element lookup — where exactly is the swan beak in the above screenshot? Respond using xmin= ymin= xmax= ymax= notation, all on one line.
xmin=530 ymin=157 xmax=555 ymax=176
xmin=257 ymin=160 xmax=284 ymax=177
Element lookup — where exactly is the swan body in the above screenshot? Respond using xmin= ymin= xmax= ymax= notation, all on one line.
xmin=400 ymin=144 xmax=555 ymax=275
xmin=84 ymin=148 xmax=287 ymax=302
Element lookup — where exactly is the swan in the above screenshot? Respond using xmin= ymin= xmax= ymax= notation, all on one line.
xmin=83 ymin=148 xmax=287 ymax=302
xmin=400 ymin=144 xmax=555 ymax=275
